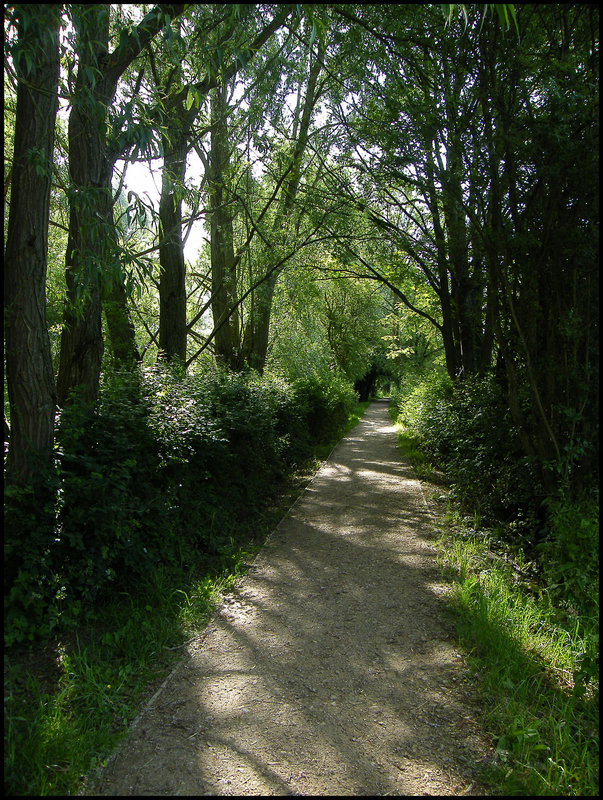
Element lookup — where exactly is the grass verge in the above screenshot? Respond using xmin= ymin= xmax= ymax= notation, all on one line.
xmin=4 ymin=402 xmax=370 ymax=796
xmin=394 ymin=418 xmax=599 ymax=796
xmin=4 ymin=552 xmax=251 ymax=795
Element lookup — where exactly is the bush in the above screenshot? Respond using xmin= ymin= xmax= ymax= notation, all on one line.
xmin=539 ymin=489 xmax=599 ymax=620
xmin=392 ymin=370 xmax=541 ymax=525
xmin=4 ymin=471 xmax=61 ymax=645
xmin=4 ymin=360 xmax=359 ymax=645
xmin=390 ymin=369 xmax=453 ymax=439
xmin=54 ymin=371 xmax=166 ymax=605
xmin=292 ymin=368 xmax=357 ymax=444
xmin=4 ymin=370 xmax=162 ymax=644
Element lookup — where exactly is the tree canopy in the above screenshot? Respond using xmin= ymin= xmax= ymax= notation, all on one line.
xmin=4 ymin=2 xmax=598 ymax=497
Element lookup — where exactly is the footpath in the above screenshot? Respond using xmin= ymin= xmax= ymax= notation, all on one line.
xmin=91 ymin=400 xmax=493 ymax=795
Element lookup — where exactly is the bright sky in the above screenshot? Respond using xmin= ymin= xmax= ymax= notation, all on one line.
xmin=118 ymin=152 xmax=208 ymax=265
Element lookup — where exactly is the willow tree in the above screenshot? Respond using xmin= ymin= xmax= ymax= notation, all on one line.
xmin=139 ymin=4 xmax=291 ymax=364
xmin=4 ymin=4 xmax=61 ymax=484
xmin=202 ymin=16 xmax=327 ymax=373
xmin=241 ymin=34 xmax=326 ymax=373
xmin=56 ymin=3 xmax=185 ymax=408
xmin=325 ymin=3 xmax=597 ymax=488
xmin=208 ymin=77 xmax=241 ymax=369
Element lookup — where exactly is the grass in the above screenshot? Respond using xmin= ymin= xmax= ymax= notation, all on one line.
xmin=394 ymin=428 xmax=435 ymax=481
xmin=4 ymin=401 xmax=371 ymax=796
xmin=394 ymin=417 xmax=599 ymax=796
xmin=4 ymin=559 xmax=229 ymax=795
xmin=346 ymin=399 xmax=371 ymax=432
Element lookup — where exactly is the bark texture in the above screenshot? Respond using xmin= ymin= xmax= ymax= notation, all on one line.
xmin=158 ymin=126 xmax=189 ymax=363
xmin=209 ymin=82 xmax=240 ymax=370
xmin=4 ymin=4 xmax=60 ymax=482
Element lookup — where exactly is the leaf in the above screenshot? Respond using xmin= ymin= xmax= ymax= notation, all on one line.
xmin=494 ymin=4 xmax=510 ymax=29
xmin=185 ymin=87 xmax=194 ymax=112
xmin=508 ymin=4 xmax=519 ymax=35
xmin=23 ymin=50 xmax=33 ymax=75
xmin=235 ymin=49 xmax=248 ymax=70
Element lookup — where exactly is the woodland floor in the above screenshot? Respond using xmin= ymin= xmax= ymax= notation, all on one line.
xmin=87 ymin=400 xmax=497 ymax=796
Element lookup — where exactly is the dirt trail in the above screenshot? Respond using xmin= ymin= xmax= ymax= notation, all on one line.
xmin=90 ymin=400 xmax=494 ymax=796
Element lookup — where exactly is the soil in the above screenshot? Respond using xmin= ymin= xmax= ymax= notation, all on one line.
xmin=88 ymin=400 xmax=496 ymax=796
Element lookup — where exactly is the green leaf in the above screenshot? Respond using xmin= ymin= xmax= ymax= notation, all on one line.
xmin=235 ymin=49 xmax=248 ymax=70
xmin=185 ymin=87 xmax=194 ymax=112
xmin=494 ymin=4 xmax=510 ymax=29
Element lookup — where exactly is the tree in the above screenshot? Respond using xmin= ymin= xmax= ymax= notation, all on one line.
xmin=4 ymin=4 xmax=61 ymax=483
xmin=148 ymin=4 xmax=292 ymax=365
xmin=56 ymin=3 xmax=185 ymax=407
xmin=240 ymin=30 xmax=326 ymax=373
xmin=475 ymin=4 xmax=599 ymax=485
xmin=208 ymin=75 xmax=241 ymax=368
xmin=325 ymin=3 xmax=597 ymax=490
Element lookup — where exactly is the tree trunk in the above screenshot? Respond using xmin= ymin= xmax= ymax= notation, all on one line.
xmin=209 ymin=82 xmax=240 ymax=369
xmin=242 ymin=39 xmax=324 ymax=373
xmin=441 ymin=141 xmax=481 ymax=377
xmin=424 ymin=148 xmax=461 ymax=379
xmin=56 ymin=5 xmax=111 ymax=407
xmin=56 ymin=3 xmax=185 ymax=404
xmin=158 ymin=126 xmax=189 ymax=363
xmin=104 ymin=278 xmax=141 ymax=367
xmin=4 ymin=4 xmax=60 ymax=483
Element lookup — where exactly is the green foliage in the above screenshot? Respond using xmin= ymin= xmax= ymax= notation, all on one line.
xmin=3 ymin=561 xmax=221 ymax=795
xmin=4 ymin=469 xmax=62 ymax=645
xmin=52 ymin=373 xmax=163 ymax=606
xmin=390 ymin=367 xmax=452 ymax=433
xmin=538 ymin=491 xmax=599 ymax=623
xmin=392 ymin=370 xmax=541 ymax=525
xmin=436 ymin=520 xmax=598 ymax=796
xmin=4 ymin=361 xmax=358 ymax=646
xmin=394 ymin=365 xmax=598 ymax=793
xmin=291 ymin=368 xmax=358 ymax=445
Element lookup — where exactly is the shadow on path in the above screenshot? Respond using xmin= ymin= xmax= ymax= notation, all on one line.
xmin=93 ymin=402 xmax=492 ymax=796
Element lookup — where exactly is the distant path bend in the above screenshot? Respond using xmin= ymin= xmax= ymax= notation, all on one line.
xmin=93 ymin=400 xmax=492 ymax=796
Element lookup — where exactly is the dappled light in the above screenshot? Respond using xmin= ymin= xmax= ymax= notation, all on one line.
xmin=97 ymin=403 xmax=490 ymax=795
xmin=4 ymin=2 xmax=597 ymax=794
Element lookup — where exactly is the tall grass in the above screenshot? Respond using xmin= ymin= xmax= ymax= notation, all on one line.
xmin=436 ymin=517 xmax=598 ymax=796
xmin=4 ymin=559 xmax=223 ymax=795
xmin=392 ymin=375 xmax=599 ymax=796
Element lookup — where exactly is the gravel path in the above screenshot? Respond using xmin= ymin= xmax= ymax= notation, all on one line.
xmin=90 ymin=400 xmax=493 ymax=795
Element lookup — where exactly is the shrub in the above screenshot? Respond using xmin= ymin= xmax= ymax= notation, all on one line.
xmin=5 ymin=360 xmax=358 ymax=645
xmin=54 ymin=370 xmax=165 ymax=606
xmin=292 ymin=368 xmax=357 ymax=444
xmin=4 ymin=470 xmax=61 ymax=645
xmin=539 ymin=489 xmax=599 ymax=620
xmin=393 ymin=370 xmax=540 ymax=525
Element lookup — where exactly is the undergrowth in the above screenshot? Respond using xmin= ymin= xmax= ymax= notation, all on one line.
xmin=4 ymin=552 xmax=253 ymax=795
xmin=436 ymin=516 xmax=599 ymax=796
xmin=391 ymin=373 xmax=599 ymax=796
